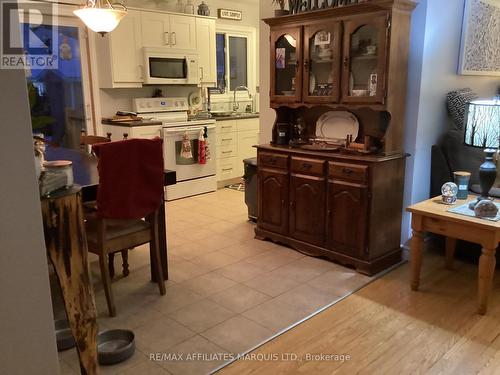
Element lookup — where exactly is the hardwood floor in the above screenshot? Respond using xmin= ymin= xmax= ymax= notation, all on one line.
xmin=220 ymin=245 xmax=500 ymax=375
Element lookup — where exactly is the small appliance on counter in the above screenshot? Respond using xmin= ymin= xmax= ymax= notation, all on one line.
xmin=275 ymin=123 xmax=290 ymax=145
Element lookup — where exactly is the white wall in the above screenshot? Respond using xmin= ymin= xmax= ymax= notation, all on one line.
xmin=0 ymin=0 xmax=59 ymax=372
xmin=402 ymin=0 xmax=500 ymax=242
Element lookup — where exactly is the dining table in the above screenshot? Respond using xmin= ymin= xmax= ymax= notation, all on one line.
xmin=41 ymin=146 xmax=175 ymax=374
xmin=45 ymin=146 xmax=176 ymax=282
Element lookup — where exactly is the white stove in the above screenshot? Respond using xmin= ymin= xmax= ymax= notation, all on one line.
xmin=134 ymin=97 xmax=217 ymax=201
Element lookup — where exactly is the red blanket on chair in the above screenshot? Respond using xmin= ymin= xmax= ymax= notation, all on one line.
xmin=92 ymin=138 xmax=164 ymax=219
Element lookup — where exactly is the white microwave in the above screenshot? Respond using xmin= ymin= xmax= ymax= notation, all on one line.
xmin=143 ymin=48 xmax=199 ymax=85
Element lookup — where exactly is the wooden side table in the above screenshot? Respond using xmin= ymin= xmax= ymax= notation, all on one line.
xmin=41 ymin=187 xmax=98 ymax=374
xmin=407 ymin=196 xmax=500 ymax=315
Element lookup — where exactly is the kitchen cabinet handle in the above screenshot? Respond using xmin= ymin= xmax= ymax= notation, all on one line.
xmin=221 ymin=126 xmax=233 ymax=129
xmin=343 ymin=57 xmax=349 ymax=67
xmin=295 ymin=60 xmax=300 ymax=71
xmin=222 ymin=168 xmax=233 ymax=172
xmin=199 ymin=67 xmax=204 ymax=80
xmin=172 ymin=32 xmax=177 ymax=45
xmin=222 ymin=138 xmax=233 ymax=141
xmin=164 ymin=32 xmax=170 ymax=46
xmin=221 ymin=151 xmax=232 ymax=154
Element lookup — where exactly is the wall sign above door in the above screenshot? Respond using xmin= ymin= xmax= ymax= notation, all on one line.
xmin=218 ymin=8 xmax=243 ymax=21
xmin=288 ymin=0 xmax=369 ymax=15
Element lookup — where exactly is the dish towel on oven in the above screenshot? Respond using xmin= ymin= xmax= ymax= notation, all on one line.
xmin=180 ymin=131 xmax=193 ymax=159
xmin=204 ymin=127 xmax=211 ymax=161
xmin=197 ymin=128 xmax=206 ymax=164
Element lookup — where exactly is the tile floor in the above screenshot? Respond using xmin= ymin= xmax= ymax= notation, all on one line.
xmin=54 ymin=188 xmax=374 ymax=375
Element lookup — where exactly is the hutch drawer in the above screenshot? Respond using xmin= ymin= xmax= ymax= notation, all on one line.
xmin=291 ymin=157 xmax=325 ymax=176
xmin=259 ymin=152 xmax=289 ymax=170
xmin=329 ymin=162 xmax=368 ymax=183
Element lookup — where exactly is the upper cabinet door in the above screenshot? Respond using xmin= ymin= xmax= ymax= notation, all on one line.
xmin=341 ymin=13 xmax=389 ymax=104
xmin=196 ymin=18 xmax=216 ymax=85
xmin=141 ymin=11 xmax=169 ymax=47
xmin=169 ymin=15 xmax=196 ymax=51
xmin=270 ymin=27 xmax=302 ymax=103
xmin=109 ymin=10 xmax=143 ymax=83
xmin=303 ymin=22 xmax=341 ymax=104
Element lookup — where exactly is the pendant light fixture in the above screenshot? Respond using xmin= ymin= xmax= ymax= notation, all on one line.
xmin=74 ymin=0 xmax=127 ymax=36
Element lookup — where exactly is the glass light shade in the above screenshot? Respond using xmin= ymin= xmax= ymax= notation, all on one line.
xmin=464 ymin=99 xmax=500 ymax=148
xmin=74 ymin=7 xmax=127 ymax=35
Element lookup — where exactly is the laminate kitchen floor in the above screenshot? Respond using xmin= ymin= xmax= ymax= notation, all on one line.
xmin=53 ymin=188 xmax=376 ymax=375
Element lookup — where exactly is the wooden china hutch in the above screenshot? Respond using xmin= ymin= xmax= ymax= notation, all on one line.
xmin=256 ymin=0 xmax=417 ymax=275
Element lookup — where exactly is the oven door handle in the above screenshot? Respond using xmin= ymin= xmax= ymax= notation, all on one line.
xmin=163 ymin=125 xmax=215 ymax=134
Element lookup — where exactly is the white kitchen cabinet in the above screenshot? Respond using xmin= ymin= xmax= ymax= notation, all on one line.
xmin=141 ymin=11 xmax=196 ymax=51
xmin=170 ymin=15 xmax=197 ymax=51
xmin=215 ymin=117 xmax=259 ymax=184
xmin=101 ymin=124 xmax=162 ymax=141
xmin=196 ymin=17 xmax=217 ymax=85
xmin=95 ymin=9 xmax=143 ymax=88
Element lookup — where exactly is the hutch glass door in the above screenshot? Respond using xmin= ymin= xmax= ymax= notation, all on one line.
xmin=271 ymin=28 xmax=302 ymax=103
xmin=342 ymin=14 xmax=388 ymax=104
xmin=303 ymin=22 xmax=341 ymax=103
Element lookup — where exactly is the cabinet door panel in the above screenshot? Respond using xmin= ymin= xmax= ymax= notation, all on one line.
xmin=341 ymin=13 xmax=389 ymax=104
xmin=327 ymin=181 xmax=368 ymax=257
xmin=290 ymin=174 xmax=325 ymax=246
xmin=258 ymin=168 xmax=289 ymax=235
xmin=196 ymin=18 xmax=216 ymax=84
xmin=110 ymin=10 xmax=143 ymax=83
xmin=169 ymin=15 xmax=196 ymax=51
xmin=303 ymin=22 xmax=341 ymax=103
xmin=141 ymin=11 xmax=168 ymax=47
xmin=270 ymin=27 xmax=302 ymax=103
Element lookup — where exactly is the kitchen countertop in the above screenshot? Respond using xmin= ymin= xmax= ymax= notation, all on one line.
xmin=213 ymin=113 xmax=260 ymax=121
xmin=101 ymin=119 xmax=163 ymax=127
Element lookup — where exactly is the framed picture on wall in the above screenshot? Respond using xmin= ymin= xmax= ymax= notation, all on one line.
xmin=458 ymin=0 xmax=500 ymax=76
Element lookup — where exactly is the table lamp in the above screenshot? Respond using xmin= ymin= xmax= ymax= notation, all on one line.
xmin=463 ymin=98 xmax=500 ymax=207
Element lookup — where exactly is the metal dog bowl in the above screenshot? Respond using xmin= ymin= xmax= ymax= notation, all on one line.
xmin=97 ymin=329 xmax=135 ymax=365
xmin=55 ymin=319 xmax=75 ymax=351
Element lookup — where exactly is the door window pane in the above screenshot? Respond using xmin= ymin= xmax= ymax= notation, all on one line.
xmin=229 ymin=36 xmax=248 ymax=91
xmin=349 ymin=25 xmax=379 ymax=97
xmin=275 ymin=34 xmax=297 ymax=96
xmin=24 ymin=24 xmax=86 ymax=149
xmin=216 ymin=33 xmax=226 ymax=92
xmin=309 ymin=30 xmax=335 ymax=96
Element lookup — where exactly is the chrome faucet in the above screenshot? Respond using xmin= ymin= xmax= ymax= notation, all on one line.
xmin=233 ymin=86 xmax=252 ymax=112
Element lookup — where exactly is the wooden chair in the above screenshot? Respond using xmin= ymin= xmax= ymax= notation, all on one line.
xmin=84 ymin=138 xmax=166 ymax=317
xmin=85 ymin=210 xmax=166 ymax=317
xmin=80 ymin=130 xmax=112 ymax=153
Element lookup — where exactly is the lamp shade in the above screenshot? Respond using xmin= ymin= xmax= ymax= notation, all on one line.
xmin=464 ymin=99 xmax=500 ymax=148
xmin=74 ymin=1 xmax=127 ymax=35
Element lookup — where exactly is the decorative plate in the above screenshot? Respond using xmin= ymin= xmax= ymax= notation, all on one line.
xmin=315 ymin=111 xmax=359 ymax=142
